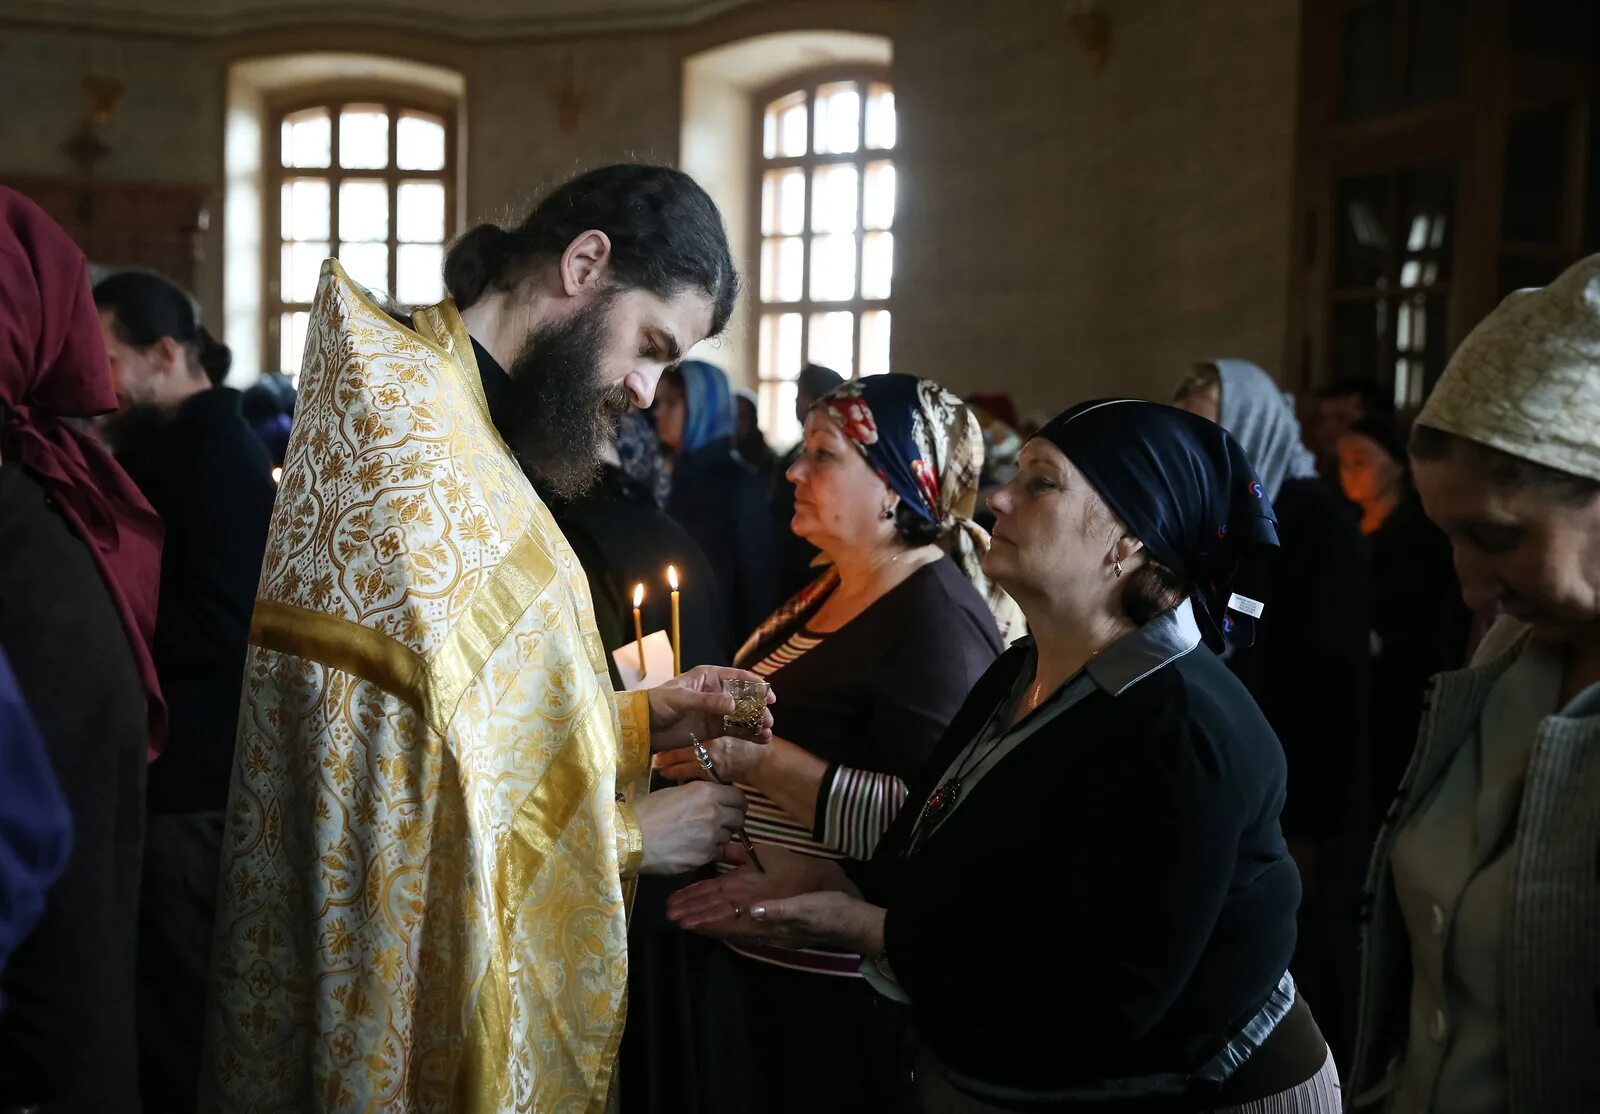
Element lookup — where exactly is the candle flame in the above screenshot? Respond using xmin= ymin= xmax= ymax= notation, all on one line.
xmin=667 ymin=565 xmax=679 ymax=590
xmin=633 ymin=583 xmax=644 ymax=607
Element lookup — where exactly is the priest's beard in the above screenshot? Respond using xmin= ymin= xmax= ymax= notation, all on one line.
xmin=502 ymin=292 xmax=633 ymax=501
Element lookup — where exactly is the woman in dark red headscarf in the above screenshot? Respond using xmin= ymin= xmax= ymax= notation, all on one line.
xmin=0 ymin=186 xmax=162 ymax=1112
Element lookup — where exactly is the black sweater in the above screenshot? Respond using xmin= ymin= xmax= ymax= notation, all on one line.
xmin=855 ymin=639 xmax=1300 ymax=1096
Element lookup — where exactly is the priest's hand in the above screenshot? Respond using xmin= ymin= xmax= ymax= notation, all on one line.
xmin=647 ymin=665 xmax=775 ymax=753
xmin=634 ymin=782 xmax=749 ymax=875
xmin=666 ymin=845 xmax=856 ymax=929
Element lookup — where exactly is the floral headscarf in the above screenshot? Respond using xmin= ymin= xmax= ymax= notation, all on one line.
xmin=824 ymin=374 xmax=1025 ymax=642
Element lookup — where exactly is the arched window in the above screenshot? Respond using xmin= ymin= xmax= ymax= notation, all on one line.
xmin=755 ymin=74 xmax=896 ymax=443
xmin=270 ymin=95 xmax=456 ymax=381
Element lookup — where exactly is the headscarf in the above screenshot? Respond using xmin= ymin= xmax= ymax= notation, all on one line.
xmin=0 ymin=188 xmax=166 ymax=754
xmin=676 ymin=359 xmax=736 ymax=455
xmin=614 ymin=408 xmax=670 ymax=507
xmin=1417 ymin=252 xmax=1600 ymax=482
xmin=969 ymin=403 xmax=1023 ymax=488
xmin=1036 ymin=399 xmax=1280 ymax=651
xmin=820 ymin=373 xmax=1026 ymax=642
xmin=1211 ymin=359 xmax=1319 ymax=500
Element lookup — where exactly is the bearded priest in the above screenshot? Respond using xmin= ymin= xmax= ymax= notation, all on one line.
xmin=201 ymin=165 xmax=762 ymax=1114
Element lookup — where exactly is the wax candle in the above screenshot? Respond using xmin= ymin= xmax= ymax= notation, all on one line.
xmin=632 ymin=583 xmax=646 ymax=674
xmin=667 ymin=565 xmax=681 ymax=675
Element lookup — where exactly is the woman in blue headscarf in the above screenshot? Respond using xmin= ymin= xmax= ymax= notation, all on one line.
xmin=671 ymin=399 xmax=1341 ymax=1113
xmin=655 ymin=360 xmax=782 ymax=639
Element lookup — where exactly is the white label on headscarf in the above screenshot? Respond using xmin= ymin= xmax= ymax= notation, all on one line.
xmin=1227 ymin=593 xmax=1266 ymax=619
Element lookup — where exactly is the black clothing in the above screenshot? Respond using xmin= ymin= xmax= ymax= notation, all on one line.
xmin=548 ymin=466 xmax=731 ymax=676
xmin=0 ymin=462 xmax=147 ymax=1113
xmin=1366 ymin=494 xmax=1470 ymax=810
xmin=708 ymin=558 xmax=1003 ymax=1112
xmin=1224 ymin=476 xmax=1370 ymax=1071
xmin=856 ymin=634 xmax=1301 ymax=1101
xmin=120 ymin=387 xmax=275 ymax=814
xmin=667 ymin=441 xmax=782 ymax=642
xmin=742 ymin=557 xmax=1004 ymax=783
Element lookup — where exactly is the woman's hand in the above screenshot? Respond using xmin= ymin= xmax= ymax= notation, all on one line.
xmin=654 ymin=733 xmax=769 ymax=785
xmin=646 ymin=665 xmax=775 ymax=753
xmin=666 ymin=845 xmax=854 ymax=929
xmin=671 ymin=855 xmax=886 ymax=954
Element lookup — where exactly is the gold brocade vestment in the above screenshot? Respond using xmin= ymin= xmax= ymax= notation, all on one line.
xmin=201 ymin=261 xmax=650 ymax=1113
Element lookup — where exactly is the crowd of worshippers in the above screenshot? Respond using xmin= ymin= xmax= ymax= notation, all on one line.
xmin=0 ymin=167 xmax=1596 ymax=1114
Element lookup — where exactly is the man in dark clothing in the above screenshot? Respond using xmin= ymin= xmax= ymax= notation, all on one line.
xmin=95 ymin=272 xmax=277 ymax=1114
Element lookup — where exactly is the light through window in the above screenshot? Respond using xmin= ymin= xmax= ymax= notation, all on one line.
xmin=756 ymin=77 xmax=895 ymax=444
xmin=272 ymin=101 xmax=453 ymax=382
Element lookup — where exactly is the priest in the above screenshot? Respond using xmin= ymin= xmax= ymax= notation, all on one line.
xmin=202 ymin=165 xmax=759 ymax=1113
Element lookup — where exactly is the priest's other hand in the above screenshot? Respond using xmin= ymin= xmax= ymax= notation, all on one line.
xmin=666 ymin=845 xmax=855 ymax=930
xmin=647 ymin=665 xmax=775 ymax=753
xmin=634 ymin=782 xmax=748 ymax=875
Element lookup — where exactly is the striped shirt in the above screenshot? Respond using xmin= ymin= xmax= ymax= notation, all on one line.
xmin=723 ymin=629 xmax=912 ymax=975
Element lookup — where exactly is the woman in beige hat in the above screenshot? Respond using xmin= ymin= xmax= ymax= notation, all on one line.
xmin=1349 ymin=255 xmax=1600 ymax=1112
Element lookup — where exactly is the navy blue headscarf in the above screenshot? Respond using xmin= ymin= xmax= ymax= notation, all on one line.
xmin=1036 ymin=399 xmax=1280 ymax=650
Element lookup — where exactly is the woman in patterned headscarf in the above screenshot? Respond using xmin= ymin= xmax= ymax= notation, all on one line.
xmin=655 ymin=373 xmax=1014 ymax=1113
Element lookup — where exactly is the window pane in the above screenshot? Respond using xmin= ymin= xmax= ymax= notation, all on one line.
xmin=398 ymin=181 xmax=446 ymax=243
xmin=397 ymin=243 xmax=444 ymax=305
xmin=763 ymin=92 xmax=808 ymax=159
xmin=808 ymin=311 xmax=854 ymax=377
xmin=397 ymin=111 xmax=446 ymax=171
xmin=761 ymin=169 xmax=806 ymax=236
xmin=1502 ymin=103 xmax=1570 ymax=245
xmin=340 ymin=105 xmax=389 ymax=169
xmin=760 ymin=237 xmax=804 ymax=303
xmin=282 ymin=108 xmax=330 ymax=168
xmin=340 ymin=242 xmax=389 ymax=294
xmin=866 ymin=84 xmax=896 ymax=150
xmin=813 ymin=83 xmax=861 ymax=155
xmin=339 ymin=180 xmax=389 ymax=242
xmin=761 ymin=381 xmax=801 ymax=449
xmin=1339 ymin=1 xmax=1397 ymax=119
xmin=280 ymin=241 xmax=329 ymax=303
xmin=280 ymin=178 xmax=329 ymax=242
xmin=1332 ymin=298 xmax=1387 ymax=388
xmin=280 ymin=310 xmax=310 ymax=378
xmin=860 ymin=310 xmax=891 ymax=377
xmin=1335 ymin=173 xmax=1392 ymax=288
xmin=1408 ymin=0 xmax=1464 ymax=104
xmin=864 ymin=161 xmax=896 ymax=230
xmin=811 ymin=164 xmax=859 ymax=234
xmin=758 ymin=312 xmax=803 ymax=381
xmin=810 ymin=234 xmax=857 ymax=301
xmin=862 ymin=231 xmax=894 ymax=299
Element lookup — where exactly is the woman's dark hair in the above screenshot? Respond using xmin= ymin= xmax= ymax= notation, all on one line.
xmin=1121 ymin=560 xmax=1187 ymax=626
xmin=892 ymin=502 xmax=942 ymax=548
xmin=93 ymin=271 xmax=232 ymax=386
xmin=1409 ymin=423 xmax=1600 ymax=505
xmin=444 ymin=163 xmax=740 ymax=338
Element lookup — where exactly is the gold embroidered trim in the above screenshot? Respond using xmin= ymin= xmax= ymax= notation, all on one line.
xmin=251 ymin=526 xmax=557 ymax=735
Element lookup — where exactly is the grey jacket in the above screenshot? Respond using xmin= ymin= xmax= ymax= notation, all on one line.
xmin=1349 ymin=620 xmax=1600 ymax=1112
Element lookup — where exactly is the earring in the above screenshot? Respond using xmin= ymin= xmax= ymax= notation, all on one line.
xmin=1113 ymin=558 xmax=1124 ymax=578
xmin=881 ymin=506 xmax=894 ymax=521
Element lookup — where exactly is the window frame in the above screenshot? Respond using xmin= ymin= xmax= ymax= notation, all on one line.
xmin=265 ymin=83 xmax=459 ymax=377
xmin=749 ymin=65 xmax=894 ymax=435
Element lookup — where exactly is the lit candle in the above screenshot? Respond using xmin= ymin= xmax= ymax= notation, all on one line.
xmin=667 ymin=565 xmax=681 ymax=675
xmin=632 ymin=583 xmax=646 ymax=674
